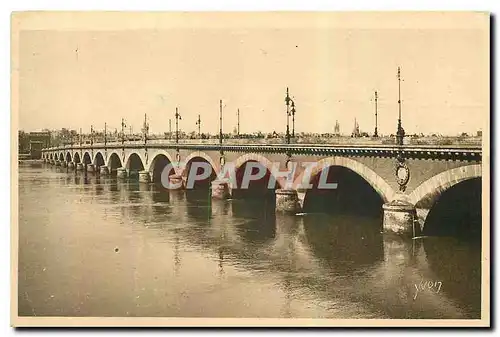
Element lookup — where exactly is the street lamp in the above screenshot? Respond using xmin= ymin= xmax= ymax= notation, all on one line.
xmin=142 ymin=113 xmax=149 ymax=146
xmin=196 ymin=114 xmax=201 ymax=139
xmin=175 ymin=107 xmax=182 ymax=144
xmin=396 ymin=67 xmax=405 ymax=145
xmin=121 ymin=118 xmax=127 ymax=146
xmin=219 ymin=100 xmax=223 ymax=146
xmin=285 ymin=88 xmax=291 ymax=144
xmin=237 ymin=108 xmax=240 ymax=137
xmin=90 ymin=125 xmax=94 ymax=146
xmin=291 ymin=99 xmax=296 ymax=139
xmin=374 ymin=91 xmax=379 ymax=138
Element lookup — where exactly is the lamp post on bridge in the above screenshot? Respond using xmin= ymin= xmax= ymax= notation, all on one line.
xmin=98 ymin=122 xmax=109 ymax=176
xmin=396 ymin=67 xmax=405 ymax=146
xmin=175 ymin=107 xmax=181 ymax=144
xmin=142 ymin=113 xmax=149 ymax=147
xmin=89 ymin=125 xmax=95 ymax=172
xmin=374 ymin=91 xmax=379 ymax=138
xmin=76 ymin=127 xmax=83 ymax=171
xmin=285 ymin=88 xmax=291 ymax=145
xmin=196 ymin=114 xmax=201 ymax=139
xmin=219 ymin=100 xmax=223 ymax=146
xmin=121 ymin=118 xmax=127 ymax=146
xmin=291 ymin=99 xmax=296 ymax=139
xmin=168 ymin=119 xmax=172 ymax=140
xmin=237 ymin=108 xmax=240 ymax=137
xmin=141 ymin=113 xmax=150 ymax=179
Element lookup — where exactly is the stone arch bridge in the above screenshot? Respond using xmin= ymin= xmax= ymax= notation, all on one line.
xmin=42 ymin=142 xmax=482 ymax=237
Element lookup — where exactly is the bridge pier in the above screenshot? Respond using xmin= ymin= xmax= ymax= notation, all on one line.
xmin=76 ymin=163 xmax=84 ymax=171
xmin=62 ymin=161 xmax=67 ymax=168
xmin=275 ymin=189 xmax=302 ymax=214
xmin=139 ymin=170 xmax=151 ymax=183
xmin=211 ymin=179 xmax=231 ymax=199
xmin=55 ymin=160 xmax=61 ymax=166
xmin=168 ymin=174 xmax=185 ymax=189
xmin=99 ymin=165 xmax=109 ymax=175
xmin=67 ymin=162 xmax=75 ymax=170
xmin=87 ymin=164 xmax=95 ymax=173
xmin=382 ymin=199 xmax=419 ymax=237
xmin=116 ymin=167 xmax=128 ymax=179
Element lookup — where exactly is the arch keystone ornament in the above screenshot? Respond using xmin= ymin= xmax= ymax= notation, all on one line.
xmin=395 ymin=161 xmax=410 ymax=191
xmin=394 ymin=152 xmax=410 ymax=192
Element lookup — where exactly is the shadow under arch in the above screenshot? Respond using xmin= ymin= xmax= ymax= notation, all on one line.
xmin=294 ymin=157 xmax=395 ymax=204
xmin=302 ymin=165 xmax=384 ymax=220
xmin=65 ymin=152 xmax=72 ymax=162
xmin=422 ymin=177 xmax=481 ymax=240
xmin=183 ymin=156 xmax=217 ymax=190
xmin=125 ymin=153 xmax=145 ymax=179
xmin=423 ymin=236 xmax=481 ymax=318
xmin=94 ymin=152 xmax=105 ymax=168
xmin=73 ymin=152 xmax=81 ymax=164
xmin=302 ymin=213 xmax=383 ymax=275
xmin=183 ymin=189 xmax=213 ymax=224
xmin=107 ymin=152 xmax=122 ymax=175
xmin=149 ymin=153 xmax=175 ymax=188
xmin=232 ymin=159 xmax=279 ymax=201
xmin=150 ymin=187 xmax=171 ymax=217
xmin=231 ymin=198 xmax=276 ymax=245
xmin=82 ymin=152 xmax=92 ymax=165
xmin=58 ymin=153 xmax=64 ymax=161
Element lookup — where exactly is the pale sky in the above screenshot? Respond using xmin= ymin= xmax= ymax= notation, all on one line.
xmin=15 ymin=12 xmax=489 ymax=136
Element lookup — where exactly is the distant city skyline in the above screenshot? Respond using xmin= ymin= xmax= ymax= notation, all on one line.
xmin=16 ymin=12 xmax=488 ymax=136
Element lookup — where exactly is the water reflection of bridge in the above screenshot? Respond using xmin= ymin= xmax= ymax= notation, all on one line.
xmin=65 ymin=175 xmax=480 ymax=319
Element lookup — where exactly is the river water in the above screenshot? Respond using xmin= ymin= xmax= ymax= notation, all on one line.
xmin=18 ymin=162 xmax=482 ymax=319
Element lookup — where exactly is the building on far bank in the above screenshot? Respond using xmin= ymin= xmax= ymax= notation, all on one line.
xmin=29 ymin=131 xmax=51 ymax=149
xmin=334 ymin=120 xmax=340 ymax=136
xmin=18 ymin=131 xmax=51 ymax=159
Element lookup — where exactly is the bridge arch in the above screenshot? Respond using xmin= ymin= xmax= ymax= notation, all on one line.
xmin=59 ymin=153 xmax=64 ymax=161
xmin=125 ymin=152 xmax=145 ymax=172
xmin=148 ymin=152 xmax=174 ymax=184
xmin=408 ymin=164 xmax=482 ymax=208
xmin=73 ymin=152 xmax=81 ymax=164
xmin=65 ymin=152 xmax=72 ymax=162
xmin=82 ymin=151 xmax=92 ymax=165
xmin=230 ymin=153 xmax=283 ymax=198
xmin=93 ymin=151 xmax=105 ymax=167
xmin=410 ymin=165 xmax=482 ymax=239
xmin=107 ymin=152 xmax=122 ymax=173
xmin=183 ymin=152 xmax=219 ymax=176
xmin=182 ymin=152 xmax=219 ymax=189
xmin=294 ymin=156 xmax=395 ymax=204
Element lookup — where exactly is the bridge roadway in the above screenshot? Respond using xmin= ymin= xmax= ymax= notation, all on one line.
xmin=41 ymin=141 xmax=483 ymax=238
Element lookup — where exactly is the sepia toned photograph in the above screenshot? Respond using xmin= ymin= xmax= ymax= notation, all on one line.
xmin=11 ymin=11 xmax=490 ymax=327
